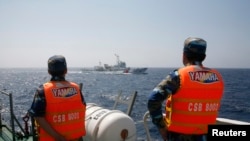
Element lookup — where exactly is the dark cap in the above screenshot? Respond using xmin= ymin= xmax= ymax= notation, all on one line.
xmin=48 ymin=55 xmax=67 ymax=75
xmin=183 ymin=37 xmax=207 ymax=55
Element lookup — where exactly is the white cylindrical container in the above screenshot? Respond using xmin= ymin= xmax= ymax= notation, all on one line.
xmin=83 ymin=103 xmax=137 ymax=141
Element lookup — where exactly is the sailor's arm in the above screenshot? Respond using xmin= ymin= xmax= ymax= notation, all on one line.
xmin=147 ymin=70 xmax=180 ymax=128
xmin=34 ymin=117 xmax=67 ymax=141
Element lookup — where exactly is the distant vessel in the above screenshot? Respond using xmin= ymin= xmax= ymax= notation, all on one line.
xmin=89 ymin=54 xmax=148 ymax=74
xmin=130 ymin=67 xmax=148 ymax=74
xmin=92 ymin=54 xmax=129 ymax=73
xmin=93 ymin=61 xmax=105 ymax=71
xmin=102 ymin=54 xmax=128 ymax=72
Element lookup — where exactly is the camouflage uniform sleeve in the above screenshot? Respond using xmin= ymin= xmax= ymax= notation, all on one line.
xmin=147 ymin=70 xmax=180 ymax=128
xmin=28 ymin=85 xmax=46 ymax=117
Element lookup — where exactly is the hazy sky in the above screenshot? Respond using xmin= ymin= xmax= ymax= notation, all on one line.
xmin=1 ymin=0 xmax=250 ymax=68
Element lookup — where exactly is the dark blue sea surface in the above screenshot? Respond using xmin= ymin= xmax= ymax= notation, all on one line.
xmin=0 ymin=68 xmax=250 ymax=140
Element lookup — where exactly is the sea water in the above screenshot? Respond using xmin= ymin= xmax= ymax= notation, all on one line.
xmin=0 ymin=68 xmax=250 ymax=140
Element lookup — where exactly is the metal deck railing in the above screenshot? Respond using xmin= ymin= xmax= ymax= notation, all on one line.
xmin=0 ymin=90 xmax=34 ymax=141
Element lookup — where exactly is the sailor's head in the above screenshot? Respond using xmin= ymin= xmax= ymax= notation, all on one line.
xmin=48 ymin=55 xmax=67 ymax=76
xmin=183 ymin=37 xmax=207 ymax=63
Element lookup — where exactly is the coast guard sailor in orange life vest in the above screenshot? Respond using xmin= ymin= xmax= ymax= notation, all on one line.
xmin=147 ymin=37 xmax=224 ymax=141
xmin=28 ymin=55 xmax=86 ymax=141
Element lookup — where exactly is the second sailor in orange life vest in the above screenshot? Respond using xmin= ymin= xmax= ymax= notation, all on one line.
xmin=28 ymin=55 xmax=86 ymax=141
xmin=147 ymin=37 xmax=224 ymax=141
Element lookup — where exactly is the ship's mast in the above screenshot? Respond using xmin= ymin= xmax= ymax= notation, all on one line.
xmin=114 ymin=54 xmax=120 ymax=65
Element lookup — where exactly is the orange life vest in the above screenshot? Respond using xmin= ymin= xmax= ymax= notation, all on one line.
xmin=165 ymin=65 xmax=224 ymax=134
xmin=37 ymin=81 xmax=86 ymax=141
